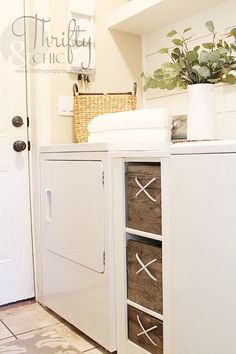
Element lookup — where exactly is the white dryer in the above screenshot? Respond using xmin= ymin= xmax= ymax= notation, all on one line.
xmin=40 ymin=144 xmax=116 ymax=352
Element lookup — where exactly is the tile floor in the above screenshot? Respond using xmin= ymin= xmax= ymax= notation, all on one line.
xmin=0 ymin=300 xmax=112 ymax=353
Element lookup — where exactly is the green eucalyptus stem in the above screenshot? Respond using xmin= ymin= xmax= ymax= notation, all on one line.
xmin=143 ymin=21 xmax=236 ymax=91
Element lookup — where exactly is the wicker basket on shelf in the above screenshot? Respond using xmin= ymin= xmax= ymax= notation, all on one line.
xmin=73 ymin=83 xmax=137 ymax=143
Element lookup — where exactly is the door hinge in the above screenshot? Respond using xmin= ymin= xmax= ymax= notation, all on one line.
xmin=27 ymin=117 xmax=30 ymax=127
xmin=103 ymin=251 xmax=105 ymax=265
xmin=102 ymin=171 xmax=104 ymax=185
xmin=28 ymin=141 xmax=31 ymax=151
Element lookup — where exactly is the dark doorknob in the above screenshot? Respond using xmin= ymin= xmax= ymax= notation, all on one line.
xmin=12 ymin=116 xmax=24 ymax=127
xmin=13 ymin=140 xmax=27 ymax=152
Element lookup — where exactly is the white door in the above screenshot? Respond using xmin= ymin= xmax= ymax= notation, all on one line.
xmin=42 ymin=160 xmax=105 ymax=273
xmin=0 ymin=0 xmax=34 ymax=305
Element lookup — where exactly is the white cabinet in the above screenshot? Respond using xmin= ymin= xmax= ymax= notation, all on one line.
xmin=112 ymin=151 xmax=171 ymax=354
xmin=40 ymin=148 xmax=116 ymax=352
xmin=39 ymin=142 xmax=236 ymax=353
xmin=170 ymin=151 xmax=236 ymax=354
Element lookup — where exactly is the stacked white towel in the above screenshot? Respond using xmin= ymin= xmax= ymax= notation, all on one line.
xmin=88 ymin=108 xmax=171 ymax=144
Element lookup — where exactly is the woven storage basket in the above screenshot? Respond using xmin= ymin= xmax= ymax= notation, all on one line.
xmin=73 ymin=83 xmax=137 ymax=143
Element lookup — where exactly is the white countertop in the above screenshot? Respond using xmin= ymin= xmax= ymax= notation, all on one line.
xmin=40 ymin=140 xmax=236 ymax=155
xmin=40 ymin=142 xmax=171 ymax=154
xmin=171 ymin=140 xmax=236 ymax=154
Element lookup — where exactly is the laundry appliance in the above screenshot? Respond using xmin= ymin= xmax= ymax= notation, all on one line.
xmin=40 ymin=144 xmax=116 ymax=352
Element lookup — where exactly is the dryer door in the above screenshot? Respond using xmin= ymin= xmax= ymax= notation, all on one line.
xmin=42 ymin=160 xmax=105 ymax=273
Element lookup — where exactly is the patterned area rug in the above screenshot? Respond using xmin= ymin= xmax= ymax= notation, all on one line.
xmin=0 ymin=327 xmax=81 ymax=354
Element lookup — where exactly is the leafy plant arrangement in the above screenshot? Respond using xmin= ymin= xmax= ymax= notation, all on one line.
xmin=142 ymin=21 xmax=236 ymax=91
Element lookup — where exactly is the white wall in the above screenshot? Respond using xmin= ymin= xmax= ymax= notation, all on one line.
xmin=47 ymin=0 xmax=142 ymax=144
xmin=143 ymin=0 xmax=236 ymax=139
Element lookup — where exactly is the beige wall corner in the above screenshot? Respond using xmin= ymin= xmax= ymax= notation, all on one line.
xmin=48 ymin=0 xmax=142 ymax=144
